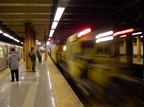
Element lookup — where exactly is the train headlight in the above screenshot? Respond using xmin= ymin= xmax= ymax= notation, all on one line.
xmin=63 ymin=45 xmax=66 ymax=51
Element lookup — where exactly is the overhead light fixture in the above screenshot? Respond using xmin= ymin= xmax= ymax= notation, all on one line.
xmin=13 ymin=38 xmax=20 ymax=42
xmin=54 ymin=7 xmax=65 ymax=21
xmin=51 ymin=22 xmax=58 ymax=29
xmin=49 ymin=30 xmax=54 ymax=37
xmin=3 ymin=33 xmax=14 ymax=39
xmin=3 ymin=33 xmax=20 ymax=43
xmin=48 ymin=7 xmax=65 ymax=38
xmin=0 ymin=30 xmax=3 ymax=33
xmin=3 ymin=33 xmax=10 ymax=37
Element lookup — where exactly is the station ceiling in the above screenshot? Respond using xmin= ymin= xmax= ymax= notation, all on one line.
xmin=0 ymin=0 xmax=143 ymax=44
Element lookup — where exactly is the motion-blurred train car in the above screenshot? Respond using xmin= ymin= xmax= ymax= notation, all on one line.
xmin=0 ymin=41 xmax=23 ymax=71
xmin=50 ymin=28 xmax=144 ymax=106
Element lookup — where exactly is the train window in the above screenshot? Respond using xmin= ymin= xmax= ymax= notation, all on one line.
xmin=81 ymin=40 xmax=94 ymax=48
xmin=0 ymin=47 xmax=4 ymax=58
xmin=96 ymin=42 xmax=113 ymax=56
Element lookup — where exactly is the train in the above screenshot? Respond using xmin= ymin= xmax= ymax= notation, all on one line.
xmin=0 ymin=41 xmax=23 ymax=71
xmin=50 ymin=27 xmax=144 ymax=106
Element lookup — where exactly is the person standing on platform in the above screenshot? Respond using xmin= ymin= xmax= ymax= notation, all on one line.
xmin=28 ymin=47 xmax=36 ymax=72
xmin=7 ymin=48 xmax=20 ymax=82
xmin=36 ymin=49 xmax=42 ymax=63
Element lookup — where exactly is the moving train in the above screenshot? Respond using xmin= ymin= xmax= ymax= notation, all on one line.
xmin=50 ymin=28 xmax=144 ymax=106
xmin=0 ymin=41 xmax=23 ymax=71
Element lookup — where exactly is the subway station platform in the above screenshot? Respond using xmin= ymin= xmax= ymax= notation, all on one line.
xmin=0 ymin=56 xmax=83 ymax=107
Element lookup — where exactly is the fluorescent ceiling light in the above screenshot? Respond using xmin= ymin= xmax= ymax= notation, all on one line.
xmin=3 ymin=33 xmax=10 ymax=37
xmin=48 ymin=7 xmax=65 ymax=38
xmin=3 ymin=33 xmax=14 ymax=39
xmin=3 ymin=33 xmax=20 ymax=42
xmin=0 ymin=30 xmax=3 ymax=33
xmin=13 ymin=39 xmax=20 ymax=42
xmin=96 ymin=31 xmax=113 ymax=39
xmin=49 ymin=30 xmax=54 ymax=37
xmin=51 ymin=22 xmax=58 ymax=29
xmin=54 ymin=7 xmax=65 ymax=21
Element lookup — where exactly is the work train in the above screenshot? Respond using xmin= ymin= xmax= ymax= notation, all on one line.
xmin=0 ymin=41 xmax=23 ymax=71
xmin=50 ymin=27 xmax=144 ymax=106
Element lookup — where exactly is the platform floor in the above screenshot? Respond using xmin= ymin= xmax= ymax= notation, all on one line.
xmin=0 ymin=57 xmax=83 ymax=107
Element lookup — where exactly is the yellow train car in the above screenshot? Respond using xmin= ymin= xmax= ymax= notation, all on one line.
xmin=52 ymin=28 xmax=144 ymax=107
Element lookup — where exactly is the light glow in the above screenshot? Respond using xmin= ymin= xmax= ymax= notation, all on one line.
xmin=77 ymin=28 xmax=91 ymax=37
xmin=96 ymin=31 xmax=113 ymax=39
xmin=36 ymin=40 xmax=41 ymax=45
xmin=96 ymin=36 xmax=114 ymax=43
xmin=113 ymin=28 xmax=134 ymax=37
xmin=54 ymin=7 xmax=65 ymax=21
xmin=132 ymin=32 xmax=142 ymax=35
xmin=51 ymin=21 xmax=58 ymax=29
xmin=120 ymin=35 xmax=127 ymax=38
xmin=46 ymin=41 xmax=49 ymax=45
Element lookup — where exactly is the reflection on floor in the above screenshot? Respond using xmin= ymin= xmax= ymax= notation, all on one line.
xmin=0 ymin=61 xmax=57 ymax=107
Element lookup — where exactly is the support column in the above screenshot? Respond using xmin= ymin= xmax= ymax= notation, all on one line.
xmin=113 ymin=37 xmax=119 ymax=56
xmin=33 ymin=31 xmax=36 ymax=51
xmin=124 ymin=38 xmax=127 ymax=57
xmin=30 ymin=27 xmax=36 ymax=53
xmin=44 ymin=30 xmax=48 ymax=61
xmin=126 ymin=34 xmax=133 ymax=64
xmin=137 ymin=36 xmax=141 ymax=61
xmin=25 ymin=23 xmax=32 ymax=71
xmin=30 ymin=26 xmax=34 ymax=47
xmin=123 ymin=38 xmax=127 ymax=62
xmin=23 ymin=39 xmax=26 ymax=61
xmin=142 ymin=32 xmax=144 ymax=79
